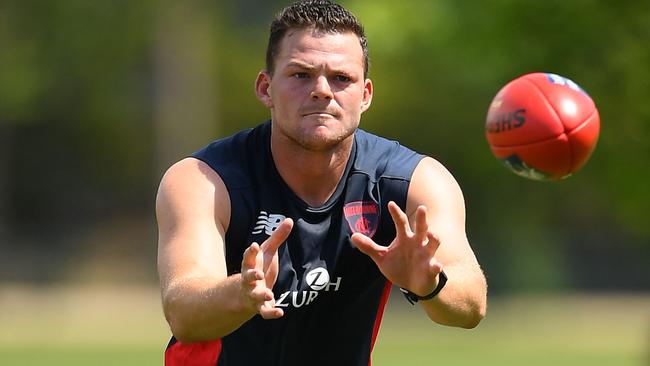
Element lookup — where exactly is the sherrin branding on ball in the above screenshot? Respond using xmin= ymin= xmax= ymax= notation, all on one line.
xmin=485 ymin=72 xmax=600 ymax=181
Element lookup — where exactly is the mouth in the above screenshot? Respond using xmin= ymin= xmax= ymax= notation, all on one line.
xmin=304 ymin=112 xmax=333 ymax=117
xmin=301 ymin=110 xmax=337 ymax=118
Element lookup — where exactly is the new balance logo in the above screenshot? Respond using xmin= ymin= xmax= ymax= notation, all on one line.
xmin=252 ymin=211 xmax=286 ymax=235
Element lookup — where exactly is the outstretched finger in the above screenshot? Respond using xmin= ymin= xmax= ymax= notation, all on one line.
xmin=413 ymin=205 xmax=429 ymax=242
xmin=241 ymin=242 xmax=261 ymax=271
xmin=261 ymin=218 xmax=294 ymax=253
xmin=241 ymin=268 xmax=264 ymax=285
xmin=249 ymin=286 xmax=274 ymax=303
xmin=259 ymin=303 xmax=284 ymax=320
xmin=387 ymin=201 xmax=412 ymax=237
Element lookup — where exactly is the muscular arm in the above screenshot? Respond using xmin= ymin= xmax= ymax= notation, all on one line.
xmin=157 ymin=158 xmax=290 ymax=343
xmin=351 ymin=157 xmax=486 ymax=329
xmin=406 ymin=157 xmax=487 ymax=328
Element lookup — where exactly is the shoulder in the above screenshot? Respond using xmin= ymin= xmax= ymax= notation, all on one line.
xmin=353 ymin=129 xmax=424 ymax=180
xmin=157 ymin=121 xmax=269 ymax=234
xmin=156 ymin=157 xmax=231 ymax=233
xmin=407 ymin=157 xmax=465 ymax=218
xmin=192 ymin=125 xmax=264 ymax=190
xmin=158 ymin=157 xmax=227 ymax=197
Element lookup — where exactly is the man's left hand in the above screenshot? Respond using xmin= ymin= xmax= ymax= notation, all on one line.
xmin=351 ymin=201 xmax=443 ymax=297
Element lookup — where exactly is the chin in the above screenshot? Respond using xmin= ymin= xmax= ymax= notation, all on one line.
xmin=296 ymin=128 xmax=355 ymax=152
xmin=274 ymin=116 xmax=357 ymax=151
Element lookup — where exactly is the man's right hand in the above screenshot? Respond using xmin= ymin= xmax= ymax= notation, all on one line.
xmin=240 ymin=218 xmax=294 ymax=319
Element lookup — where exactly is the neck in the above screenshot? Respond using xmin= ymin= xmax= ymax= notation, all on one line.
xmin=271 ymin=132 xmax=354 ymax=207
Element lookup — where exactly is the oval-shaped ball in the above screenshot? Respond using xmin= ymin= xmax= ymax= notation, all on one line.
xmin=485 ymin=72 xmax=600 ymax=180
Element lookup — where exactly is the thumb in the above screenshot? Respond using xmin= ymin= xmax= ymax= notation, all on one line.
xmin=351 ymin=233 xmax=386 ymax=262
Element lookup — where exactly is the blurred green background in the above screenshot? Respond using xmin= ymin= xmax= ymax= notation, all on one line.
xmin=0 ymin=0 xmax=648 ymax=365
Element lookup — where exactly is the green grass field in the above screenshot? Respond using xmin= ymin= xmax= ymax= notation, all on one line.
xmin=0 ymin=285 xmax=647 ymax=365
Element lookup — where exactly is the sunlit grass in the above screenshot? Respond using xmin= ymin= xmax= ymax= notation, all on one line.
xmin=0 ymin=285 xmax=647 ymax=366
xmin=374 ymin=292 xmax=649 ymax=366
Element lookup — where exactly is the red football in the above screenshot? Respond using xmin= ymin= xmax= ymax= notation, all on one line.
xmin=485 ymin=72 xmax=600 ymax=180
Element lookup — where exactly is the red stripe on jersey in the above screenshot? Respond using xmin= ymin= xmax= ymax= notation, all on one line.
xmin=165 ymin=338 xmax=222 ymax=366
xmin=368 ymin=281 xmax=392 ymax=366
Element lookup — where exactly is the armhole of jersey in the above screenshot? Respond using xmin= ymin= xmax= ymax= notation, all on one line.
xmin=188 ymin=155 xmax=235 ymax=235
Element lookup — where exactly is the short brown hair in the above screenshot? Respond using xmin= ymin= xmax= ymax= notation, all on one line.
xmin=265 ymin=0 xmax=369 ymax=78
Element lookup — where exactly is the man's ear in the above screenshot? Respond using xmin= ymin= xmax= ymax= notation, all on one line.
xmin=255 ymin=71 xmax=273 ymax=108
xmin=360 ymin=78 xmax=373 ymax=113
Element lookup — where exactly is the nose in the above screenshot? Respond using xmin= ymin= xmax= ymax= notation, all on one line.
xmin=310 ymin=76 xmax=333 ymax=100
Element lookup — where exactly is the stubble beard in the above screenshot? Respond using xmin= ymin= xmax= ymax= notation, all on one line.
xmin=276 ymin=119 xmax=357 ymax=153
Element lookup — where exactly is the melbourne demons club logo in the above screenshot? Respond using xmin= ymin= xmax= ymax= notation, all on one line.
xmin=343 ymin=201 xmax=379 ymax=237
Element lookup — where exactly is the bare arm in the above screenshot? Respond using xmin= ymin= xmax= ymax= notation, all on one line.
xmin=351 ymin=157 xmax=487 ymax=329
xmin=406 ymin=157 xmax=487 ymax=328
xmin=157 ymin=158 xmax=292 ymax=343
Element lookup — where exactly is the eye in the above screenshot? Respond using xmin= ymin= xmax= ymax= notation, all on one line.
xmin=335 ymin=75 xmax=351 ymax=83
xmin=293 ymin=72 xmax=309 ymax=79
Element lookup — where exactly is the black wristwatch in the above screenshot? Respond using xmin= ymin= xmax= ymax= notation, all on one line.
xmin=400 ymin=271 xmax=448 ymax=305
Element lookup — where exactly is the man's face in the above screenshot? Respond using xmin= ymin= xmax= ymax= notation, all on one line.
xmin=256 ymin=27 xmax=373 ymax=151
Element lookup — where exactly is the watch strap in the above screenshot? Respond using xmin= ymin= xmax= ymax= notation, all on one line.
xmin=400 ymin=270 xmax=448 ymax=305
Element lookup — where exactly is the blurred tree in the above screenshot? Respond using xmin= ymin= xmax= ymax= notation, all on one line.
xmin=0 ymin=0 xmax=157 ymax=281
xmin=0 ymin=0 xmax=647 ymax=290
xmin=153 ymin=1 xmax=219 ymax=174
xmin=344 ymin=0 xmax=650 ymax=291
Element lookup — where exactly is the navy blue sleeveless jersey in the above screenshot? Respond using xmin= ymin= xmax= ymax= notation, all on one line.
xmin=165 ymin=121 xmax=424 ymax=366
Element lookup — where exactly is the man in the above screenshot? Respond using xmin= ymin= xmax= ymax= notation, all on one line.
xmin=157 ymin=1 xmax=487 ymax=365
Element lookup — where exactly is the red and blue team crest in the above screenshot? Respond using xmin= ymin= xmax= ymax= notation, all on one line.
xmin=343 ymin=201 xmax=379 ymax=237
